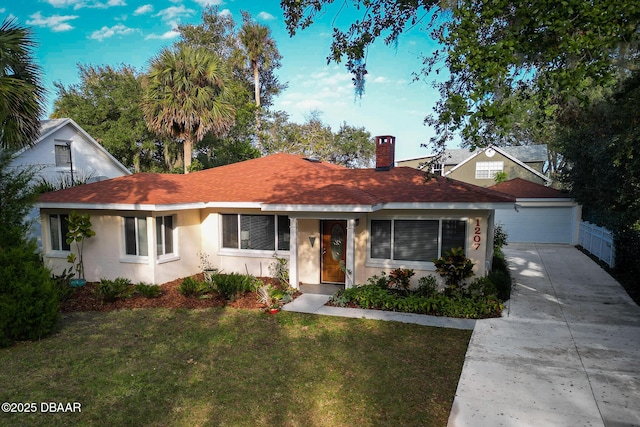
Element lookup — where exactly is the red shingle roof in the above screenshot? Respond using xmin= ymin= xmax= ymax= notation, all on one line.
xmin=491 ymin=178 xmax=568 ymax=199
xmin=39 ymin=153 xmax=515 ymax=207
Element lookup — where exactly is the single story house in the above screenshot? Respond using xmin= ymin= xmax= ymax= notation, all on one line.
xmin=38 ymin=136 xmax=515 ymax=289
xmin=397 ymin=145 xmax=550 ymax=187
xmin=491 ymin=178 xmax=582 ymax=244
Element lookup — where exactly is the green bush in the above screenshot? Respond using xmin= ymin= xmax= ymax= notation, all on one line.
xmin=96 ymin=277 xmax=135 ymax=303
xmin=494 ymin=224 xmax=509 ymax=251
xmin=179 ymin=276 xmax=201 ymax=297
xmin=415 ymin=275 xmax=438 ymax=297
xmin=433 ymin=247 xmax=475 ymax=294
xmin=0 ymin=241 xmax=60 ymax=348
xmin=51 ymin=267 xmax=75 ymax=303
xmin=211 ymin=273 xmax=255 ymax=301
xmin=488 ymin=270 xmax=511 ymax=301
xmin=135 ymin=283 xmax=162 ymax=298
xmin=331 ymin=279 xmax=503 ymax=319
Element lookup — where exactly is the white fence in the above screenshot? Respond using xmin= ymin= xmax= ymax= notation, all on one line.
xmin=579 ymin=221 xmax=615 ymax=268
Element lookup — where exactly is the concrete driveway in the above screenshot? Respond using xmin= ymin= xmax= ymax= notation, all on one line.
xmin=448 ymin=244 xmax=640 ymax=427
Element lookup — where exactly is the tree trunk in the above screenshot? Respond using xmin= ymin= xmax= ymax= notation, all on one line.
xmin=184 ymin=137 xmax=193 ymax=174
xmin=253 ymin=62 xmax=262 ymax=152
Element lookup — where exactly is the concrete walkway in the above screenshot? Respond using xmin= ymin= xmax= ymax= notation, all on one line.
xmin=448 ymin=244 xmax=640 ymax=427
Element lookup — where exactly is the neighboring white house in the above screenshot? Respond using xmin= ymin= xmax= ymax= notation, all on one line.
xmin=491 ymin=178 xmax=582 ymax=244
xmin=38 ymin=136 xmax=516 ymax=289
xmin=12 ymin=118 xmax=130 ymax=184
xmin=11 ymin=118 xmax=131 ymax=245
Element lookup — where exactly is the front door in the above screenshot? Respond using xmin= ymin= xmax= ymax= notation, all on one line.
xmin=321 ymin=220 xmax=347 ymax=283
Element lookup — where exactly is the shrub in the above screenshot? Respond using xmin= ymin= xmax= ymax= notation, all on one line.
xmin=179 ymin=276 xmax=201 ymax=297
xmin=366 ymin=273 xmax=390 ymax=289
xmin=0 ymin=241 xmax=60 ymax=348
xmin=135 ymin=283 xmax=162 ymax=298
xmin=330 ymin=282 xmax=502 ymax=319
xmin=494 ymin=224 xmax=509 ymax=251
xmin=433 ymin=247 xmax=475 ymax=294
xmin=96 ymin=277 xmax=135 ymax=303
xmin=387 ymin=268 xmax=415 ymax=291
xmin=211 ymin=273 xmax=254 ymax=301
xmin=415 ymin=275 xmax=438 ymax=297
xmin=51 ymin=267 xmax=75 ymax=303
xmin=269 ymin=255 xmax=289 ymax=286
xmin=488 ymin=270 xmax=511 ymax=301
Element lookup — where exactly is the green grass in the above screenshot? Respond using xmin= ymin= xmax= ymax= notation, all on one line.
xmin=0 ymin=308 xmax=471 ymax=426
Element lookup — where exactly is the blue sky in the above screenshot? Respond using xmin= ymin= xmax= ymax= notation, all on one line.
xmin=5 ymin=0 xmax=449 ymax=160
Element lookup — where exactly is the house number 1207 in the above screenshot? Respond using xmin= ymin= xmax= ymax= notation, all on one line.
xmin=474 ymin=219 xmax=481 ymax=250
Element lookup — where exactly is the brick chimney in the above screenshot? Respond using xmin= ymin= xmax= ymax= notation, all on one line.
xmin=375 ymin=135 xmax=396 ymax=171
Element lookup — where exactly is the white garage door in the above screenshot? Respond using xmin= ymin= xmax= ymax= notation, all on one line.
xmin=495 ymin=206 xmax=577 ymax=244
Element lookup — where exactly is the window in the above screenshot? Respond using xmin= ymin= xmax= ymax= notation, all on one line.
xmin=124 ymin=217 xmax=148 ymax=256
xmin=222 ymin=214 xmax=290 ymax=251
xmin=54 ymin=144 xmax=71 ymax=167
xmin=370 ymin=219 xmax=466 ymax=262
xmin=49 ymin=214 xmax=70 ymax=251
xmin=475 ymin=161 xmax=504 ymax=179
xmin=156 ymin=216 xmax=174 ymax=256
xmin=431 ymin=163 xmax=443 ymax=176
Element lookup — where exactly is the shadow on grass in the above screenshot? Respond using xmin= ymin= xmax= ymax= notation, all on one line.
xmin=0 ymin=308 xmax=470 ymax=427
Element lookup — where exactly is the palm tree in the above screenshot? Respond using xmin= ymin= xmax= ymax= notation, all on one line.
xmin=239 ymin=11 xmax=278 ymax=143
xmin=142 ymin=45 xmax=235 ymax=173
xmin=0 ymin=18 xmax=46 ymax=150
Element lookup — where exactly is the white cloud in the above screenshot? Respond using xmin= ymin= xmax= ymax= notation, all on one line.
xmin=26 ymin=12 xmax=78 ymax=32
xmin=90 ymin=23 xmax=136 ymax=41
xmin=193 ymin=0 xmax=224 ymax=6
xmin=0 ymin=8 xmax=5 ymax=14
xmin=372 ymin=76 xmax=388 ymax=84
xmin=154 ymin=5 xmax=195 ymax=24
xmin=134 ymin=4 xmax=153 ymax=15
xmin=44 ymin=0 xmax=125 ymax=9
xmin=145 ymin=30 xmax=180 ymax=40
xmin=218 ymin=9 xmax=232 ymax=17
xmin=45 ymin=0 xmax=83 ymax=7
xmin=278 ymin=68 xmax=354 ymax=119
xmin=257 ymin=11 xmax=275 ymax=21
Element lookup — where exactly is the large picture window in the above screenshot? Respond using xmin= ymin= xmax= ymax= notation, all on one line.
xmin=49 ymin=214 xmax=70 ymax=251
xmin=370 ymin=219 xmax=467 ymax=262
xmin=222 ymin=214 xmax=290 ymax=251
xmin=124 ymin=217 xmax=148 ymax=256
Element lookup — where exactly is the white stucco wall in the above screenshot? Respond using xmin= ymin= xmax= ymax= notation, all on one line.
xmin=359 ymin=210 xmax=493 ymax=287
xmin=42 ymin=209 xmax=201 ymax=284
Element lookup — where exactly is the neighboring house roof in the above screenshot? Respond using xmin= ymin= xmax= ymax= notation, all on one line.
xmin=399 ymin=144 xmax=548 ymax=166
xmin=491 ymin=178 xmax=569 ymax=199
xmin=39 ymin=153 xmax=515 ymax=210
xmin=18 ymin=118 xmax=131 ymax=176
xmin=444 ymin=145 xmax=551 ymax=185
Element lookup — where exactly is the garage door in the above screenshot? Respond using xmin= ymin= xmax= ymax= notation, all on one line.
xmin=495 ymin=206 xmax=576 ymax=244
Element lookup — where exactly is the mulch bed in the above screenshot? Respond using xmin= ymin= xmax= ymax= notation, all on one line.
xmin=60 ymin=275 xmax=295 ymax=313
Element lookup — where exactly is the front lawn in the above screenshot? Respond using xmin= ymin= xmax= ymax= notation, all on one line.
xmin=0 ymin=308 xmax=471 ymax=427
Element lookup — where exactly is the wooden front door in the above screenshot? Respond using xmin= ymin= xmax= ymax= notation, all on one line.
xmin=321 ymin=220 xmax=347 ymax=283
